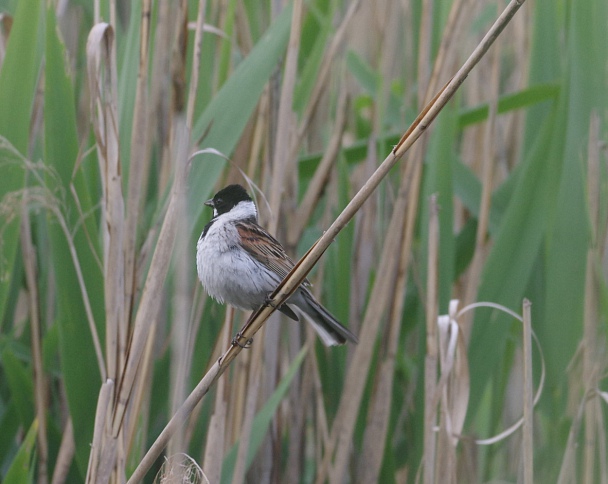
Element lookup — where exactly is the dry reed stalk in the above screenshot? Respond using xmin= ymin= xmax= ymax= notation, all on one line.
xmin=350 ymin=136 xmax=378 ymax=323
xmin=435 ymin=301 xmax=469 ymax=483
xmin=267 ymin=0 xmax=302 ymax=233
xmin=320 ymin=195 xmax=407 ymax=484
xmin=113 ymin=0 xmax=207 ymax=445
xmin=312 ymin=351 xmax=331 ymax=445
xmin=557 ymin=393 xmax=588 ymax=484
xmin=583 ymin=113 xmax=602 ymax=484
xmin=423 ymin=195 xmax=439 ymax=484
xmin=86 ymin=22 xmax=127 ymax=481
xmin=288 ymin=87 xmax=349 ymax=246
xmin=202 ymin=309 xmax=232 ymax=483
xmin=284 ymin=343 xmax=315 ymax=483
xmin=462 ymin=44 xmax=501 ymax=339
xmin=169 ymin=0 xmax=211 ymax=459
xmin=231 ymin=324 xmax=266 ymax=484
xmin=288 ymin=0 xmax=361 ymax=163
xmin=51 ymin=418 xmax=74 ymax=484
xmin=123 ymin=0 xmax=152 ymax=352
xmin=20 ymin=207 xmax=48 ymax=484
xmin=86 ymin=379 xmax=115 ymax=483
xmin=128 ymin=2 xmax=528 ymax=479
xmin=246 ymin=87 xmax=269 ymax=179
xmin=170 ymin=213 xmax=194 ymax=456
xmin=357 ymin=0 xmax=469 ymax=475
xmin=227 ymin=320 xmax=250 ymax=446
xmin=250 ymin=3 xmax=305 ymax=471
xmin=522 ymin=299 xmax=534 ymax=484
xmin=595 ymin=392 xmax=608 ymax=484
xmin=256 ymin=3 xmax=304 ymax=477
xmin=356 ymin=153 xmax=418 ymax=483
xmin=186 ymin=0 xmax=207 ymax=132
xmin=125 ymin=312 xmax=158 ymax=457
xmin=111 ymin=141 xmax=188 ymax=437
xmin=87 ymin=21 xmax=125 ymax=388
xmin=417 ymin=0 xmax=434 ymax=91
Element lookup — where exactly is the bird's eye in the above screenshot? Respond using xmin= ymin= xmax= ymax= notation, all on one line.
xmin=215 ymin=198 xmax=223 ymax=206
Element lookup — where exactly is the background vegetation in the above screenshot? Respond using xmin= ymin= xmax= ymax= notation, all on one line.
xmin=0 ymin=0 xmax=606 ymax=482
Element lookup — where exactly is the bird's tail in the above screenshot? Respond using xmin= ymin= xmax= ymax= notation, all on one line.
xmin=294 ymin=289 xmax=358 ymax=346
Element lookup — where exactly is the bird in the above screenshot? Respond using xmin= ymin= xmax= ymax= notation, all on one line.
xmin=196 ymin=184 xmax=358 ymax=346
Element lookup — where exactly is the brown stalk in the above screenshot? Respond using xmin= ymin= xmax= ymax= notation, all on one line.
xmin=112 ymin=144 xmax=188 ymax=437
xmin=51 ymin=418 xmax=74 ymax=484
xmin=123 ymin=0 xmax=152 ymax=363
xmin=231 ymin=324 xmax=266 ymax=484
xmin=145 ymin=0 xmax=176 ymax=214
xmin=357 ymin=156 xmax=418 ymax=483
xmin=435 ymin=302 xmax=469 ymax=483
xmin=114 ymin=0 xmax=207 ymax=442
xmin=170 ymin=0 xmax=211 ymax=459
xmin=85 ymin=379 xmax=115 ymax=484
xmin=288 ymin=0 xmax=361 ymax=163
xmin=86 ymin=22 xmax=125 ymax=386
xmin=285 ymin=344 xmax=315 ymax=482
xmin=186 ymin=0 xmax=208 ymax=132
xmin=557 ymin=391 xmax=589 ymax=484
xmin=168 ymin=6 xmax=194 ymax=457
xmin=256 ymin=3 xmax=304 ymax=476
xmin=356 ymin=0 xmax=468 ymax=475
xmin=226 ymin=322 xmax=249 ymax=447
xmin=20 ymin=208 xmax=48 ymax=484
xmin=202 ymin=309 xmax=232 ymax=483
xmin=522 ymin=299 xmax=534 ymax=484
xmin=309 ymin=345 xmax=331 ymax=468
xmin=417 ymin=0 xmax=434 ymax=90
xmin=267 ymin=0 xmax=303 ymax=234
xmin=288 ymin=87 xmax=349 ymax=247
xmin=423 ymin=195 xmax=439 ymax=484
xmin=128 ymin=1 xmax=527 ymax=479
xmin=246 ymin=87 xmax=269 ymax=179
xmin=583 ymin=113 xmax=601 ymax=484
xmin=321 ymin=194 xmax=407 ymax=484
xmin=125 ymin=311 xmax=158 ymax=458
xmin=462 ymin=43 xmax=501 ymax=338
xmin=394 ymin=0 xmax=526 ymax=157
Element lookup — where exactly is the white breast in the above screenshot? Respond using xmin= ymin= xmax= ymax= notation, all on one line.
xmin=196 ymin=202 xmax=278 ymax=310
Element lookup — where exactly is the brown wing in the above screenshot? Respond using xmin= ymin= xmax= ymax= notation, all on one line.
xmin=236 ymin=220 xmax=310 ymax=286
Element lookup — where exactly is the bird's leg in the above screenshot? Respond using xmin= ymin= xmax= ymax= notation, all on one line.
xmin=231 ymin=309 xmax=259 ymax=348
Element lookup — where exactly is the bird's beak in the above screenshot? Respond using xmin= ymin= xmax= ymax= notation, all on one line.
xmin=204 ymin=199 xmax=214 ymax=208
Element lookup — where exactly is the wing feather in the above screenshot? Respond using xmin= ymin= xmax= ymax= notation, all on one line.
xmin=235 ymin=221 xmax=310 ymax=286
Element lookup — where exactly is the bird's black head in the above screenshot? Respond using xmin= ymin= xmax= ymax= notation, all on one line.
xmin=205 ymin=184 xmax=252 ymax=216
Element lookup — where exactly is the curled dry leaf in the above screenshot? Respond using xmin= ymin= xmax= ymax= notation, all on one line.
xmin=436 ymin=300 xmax=546 ymax=446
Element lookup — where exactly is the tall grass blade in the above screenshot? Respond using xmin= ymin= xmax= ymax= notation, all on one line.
xmin=0 ymin=0 xmax=42 ymax=321
xmin=45 ymin=7 xmax=104 ymax=475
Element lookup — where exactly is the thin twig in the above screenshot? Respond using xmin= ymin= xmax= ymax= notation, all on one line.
xmin=522 ymin=299 xmax=534 ymax=484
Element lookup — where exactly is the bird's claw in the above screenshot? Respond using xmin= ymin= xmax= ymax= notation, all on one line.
xmin=232 ymin=332 xmax=253 ymax=349
xmin=264 ymin=294 xmax=278 ymax=309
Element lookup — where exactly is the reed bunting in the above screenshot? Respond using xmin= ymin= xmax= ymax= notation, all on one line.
xmin=196 ymin=184 xmax=358 ymax=346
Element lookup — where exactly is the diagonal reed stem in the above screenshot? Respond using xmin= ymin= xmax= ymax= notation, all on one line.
xmin=127 ymin=0 xmax=527 ymax=480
